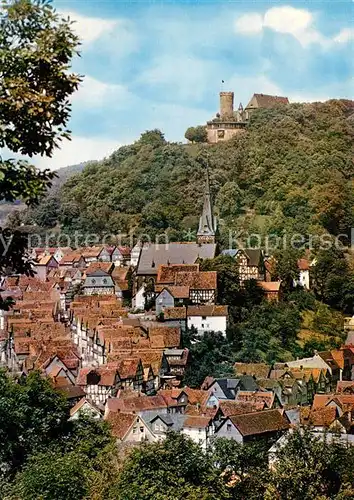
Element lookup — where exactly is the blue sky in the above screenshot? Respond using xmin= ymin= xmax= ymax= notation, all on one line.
xmin=32 ymin=0 xmax=354 ymax=168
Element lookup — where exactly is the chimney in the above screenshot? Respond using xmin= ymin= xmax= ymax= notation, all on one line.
xmin=220 ymin=92 xmax=234 ymax=119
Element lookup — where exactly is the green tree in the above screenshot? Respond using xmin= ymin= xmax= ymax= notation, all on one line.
xmin=183 ymin=331 xmax=235 ymax=388
xmin=138 ymin=129 xmax=166 ymax=148
xmin=0 ymin=370 xmax=69 ymax=476
xmin=27 ymin=195 xmax=61 ymax=228
xmin=268 ymin=428 xmax=354 ymax=499
xmin=312 ymin=248 xmax=354 ymax=312
xmin=112 ymin=432 xmax=229 ymax=500
xmin=185 ymin=125 xmax=207 ymax=143
xmin=12 ymin=450 xmax=90 ymax=500
xmin=273 ymin=248 xmax=300 ymax=292
xmin=211 ymin=438 xmax=270 ymax=500
xmin=0 ymin=0 xmax=81 ymax=304
xmin=200 ymin=255 xmax=241 ymax=306
xmin=215 ymin=181 xmax=244 ymax=219
xmin=236 ymin=302 xmax=301 ymax=363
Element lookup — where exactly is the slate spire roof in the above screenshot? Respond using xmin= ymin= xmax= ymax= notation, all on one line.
xmin=197 ymin=166 xmax=217 ymax=238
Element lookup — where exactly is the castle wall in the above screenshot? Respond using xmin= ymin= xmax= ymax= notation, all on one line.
xmin=207 ymin=123 xmax=245 ymax=144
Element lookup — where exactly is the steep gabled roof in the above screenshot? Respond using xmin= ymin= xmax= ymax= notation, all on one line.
xmin=228 ymin=409 xmax=289 ymax=436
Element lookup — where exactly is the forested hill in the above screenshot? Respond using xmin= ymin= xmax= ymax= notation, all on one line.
xmin=27 ymin=99 xmax=354 ymax=244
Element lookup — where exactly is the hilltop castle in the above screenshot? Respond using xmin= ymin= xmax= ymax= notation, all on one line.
xmin=206 ymin=91 xmax=289 ymax=144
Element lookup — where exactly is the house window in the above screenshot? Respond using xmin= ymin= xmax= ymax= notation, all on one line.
xmin=217 ymin=129 xmax=225 ymax=138
xmin=227 ymin=423 xmax=232 ymax=432
xmin=91 ymin=279 xmax=96 ymax=284
xmin=103 ymin=278 xmax=107 ymax=284
xmin=202 ymin=316 xmax=206 ymax=320
xmin=133 ymin=427 xmax=137 ymax=434
xmin=140 ymin=427 xmax=144 ymax=432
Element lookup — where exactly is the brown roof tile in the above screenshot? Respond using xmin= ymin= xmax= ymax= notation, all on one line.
xmin=157 ymin=264 xmax=199 ymax=284
xmin=107 ymin=395 xmax=168 ymax=413
xmin=106 ymin=412 xmax=137 ymax=439
xmin=163 ymin=307 xmax=187 ymax=320
xmin=234 ymin=362 xmax=271 ymax=379
xmin=175 ymin=271 xmax=217 ymax=290
xmin=301 ymin=406 xmax=337 ymax=427
xmin=336 ymin=381 xmax=354 ymax=393
xmin=219 ymin=400 xmax=265 ymax=417
xmin=236 ymin=391 xmax=275 ymax=408
xmin=229 ymin=409 xmax=289 ymax=436
xmin=252 ymin=93 xmax=289 ymax=108
xmin=187 ymin=305 xmax=228 ymax=317
xmin=183 ymin=415 xmax=211 ymax=428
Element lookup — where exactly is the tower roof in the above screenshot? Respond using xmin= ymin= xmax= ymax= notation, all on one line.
xmin=197 ymin=167 xmax=217 ymax=239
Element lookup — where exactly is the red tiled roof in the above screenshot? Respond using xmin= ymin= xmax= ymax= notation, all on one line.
xmin=149 ymin=326 xmax=180 ymax=348
xmin=175 ymin=271 xmax=217 ymax=290
xmin=182 ymin=387 xmax=210 ymax=406
xmin=85 ymin=262 xmax=114 ymax=275
xmin=157 ymin=264 xmax=199 ymax=284
xmin=252 ymin=94 xmax=289 ymax=108
xmin=107 ymin=395 xmax=168 ymax=413
xmin=163 ymin=307 xmax=187 ymax=320
xmin=77 ymin=366 xmax=118 ymax=387
xmin=301 ymin=406 xmax=337 ymax=427
xmin=236 ymin=391 xmax=275 ymax=408
xmin=155 ymin=285 xmax=190 ymax=299
xmin=258 ymin=281 xmax=281 ymax=292
xmin=187 ymin=305 xmax=228 ymax=317
xmin=234 ymin=362 xmax=271 ymax=379
xmin=184 ymin=415 xmax=211 ymax=428
xmin=336 ymin=381 xmax=354 ymax=393
xmin=297 ymin=259 xmax=310 ymax=271
xmin=219 ymin=400 xmax=265 ymax=417
xmin=106 ymin=412 xmax=137 ymax=439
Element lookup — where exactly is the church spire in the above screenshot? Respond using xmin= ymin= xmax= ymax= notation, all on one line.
xmin=197 ymin=163 xmax=217 ymax=244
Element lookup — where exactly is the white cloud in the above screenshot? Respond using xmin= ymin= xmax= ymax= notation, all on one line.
xmin=264 ymin=6 xmax=312 ymax=35
xmin=333 ymin=28 xmax=354 ymax=44
xmin=59 ymin=11 xmax=139 ymax=58
xmin=72 ymin=76 xmax=133 ymax=108
xmin=234 ymin=13 xmax=263 ymax=34
xmin=32 ymin=136 xmax=122 ymax=171
xmin=60 ymin=10 xmax=117 ymax=44
xmin=234 ymin=5 xmax=352 ymax=48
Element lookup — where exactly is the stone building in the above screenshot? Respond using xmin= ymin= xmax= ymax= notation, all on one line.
xmin=206 ymin=91 xmax=289 ymax=144
xmin=206 ymin=92 xmax=246 ymax=144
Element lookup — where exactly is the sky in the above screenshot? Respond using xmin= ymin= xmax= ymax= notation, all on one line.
xmin=7 ymin=0 xmax=354 ymax=169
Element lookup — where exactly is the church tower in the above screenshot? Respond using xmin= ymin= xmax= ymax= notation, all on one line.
xmin=197 ymin=166 xmax=217 ymax=245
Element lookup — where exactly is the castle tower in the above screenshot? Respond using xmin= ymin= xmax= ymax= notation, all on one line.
xmin=220 ymin=91 xmax=234 ymax=119
xmin=197 ymin=166 xmax=217 ymax=245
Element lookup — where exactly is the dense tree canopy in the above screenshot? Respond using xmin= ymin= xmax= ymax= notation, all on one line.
xmin=184 ymin=125 xmax=208 ymax=143
xmin=2 ymin=371 xmax=354 ymax=499
xmin=28 ymin=99 xmax=354 ymax=246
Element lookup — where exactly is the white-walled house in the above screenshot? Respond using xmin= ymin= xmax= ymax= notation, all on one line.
xmin=69 ymin=397 xmax=103 ymax=420
xmin=215 ymin=409 xmax=289 ymax=444
xmin=294 ymin=258 xmax=310 ymax=289
xmin=132 ymin=284 xmax=145 ymax=310
xmin=130 ymin=243 xmax=142 ymax=267
xmin=181 ymin=415 xmax=214 ymax=450
xmin=187 ymin=305 xmax=228 ymax=336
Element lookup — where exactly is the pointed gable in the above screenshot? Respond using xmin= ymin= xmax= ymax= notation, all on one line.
xmin=197 ymin=166 xmax=217 ymax=244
